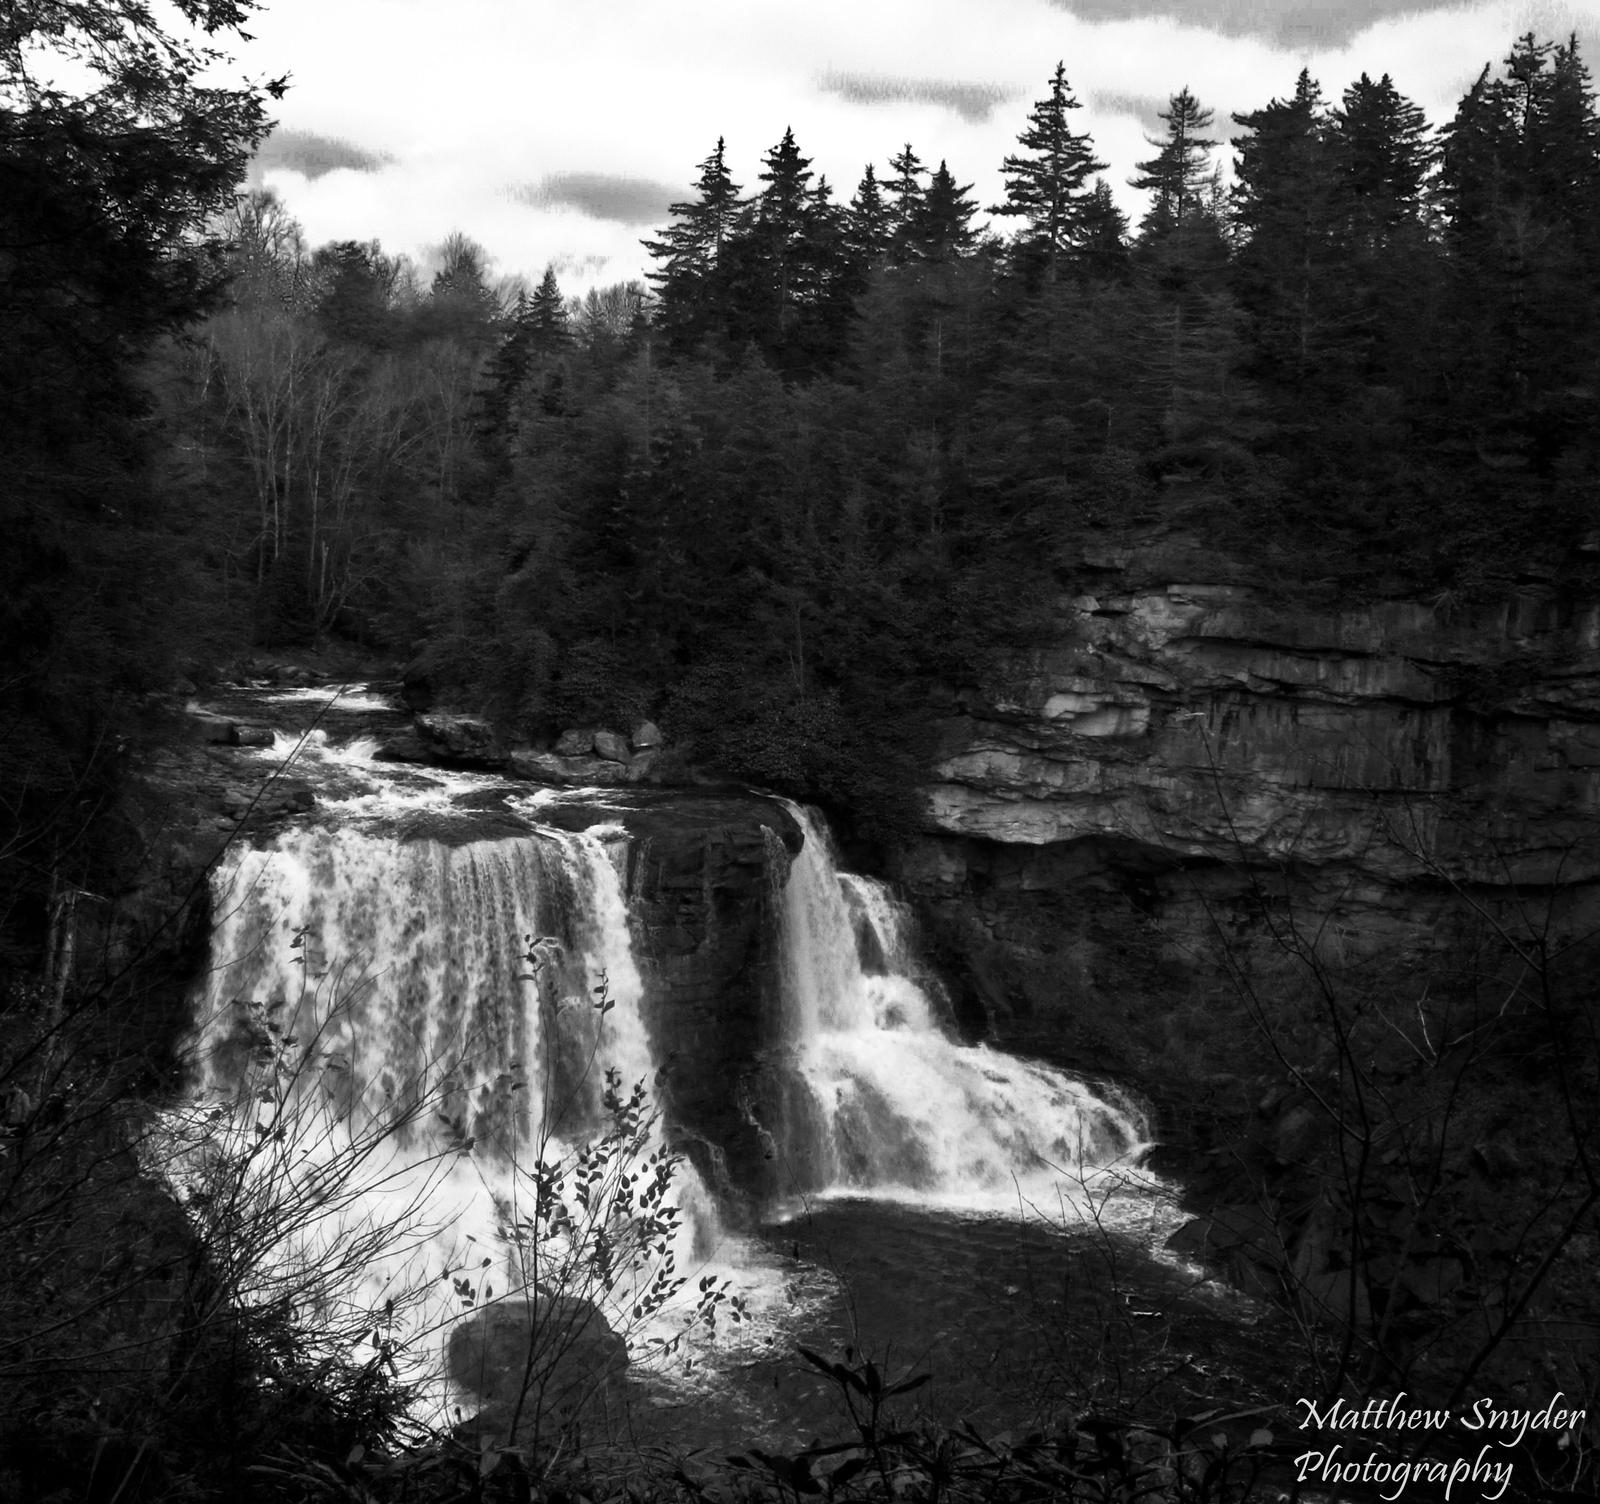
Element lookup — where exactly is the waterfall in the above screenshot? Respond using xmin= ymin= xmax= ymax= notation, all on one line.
xmin=773 ymin=804 xmax=1150 ymax=1213
xmin=171 ymin=690 xmax=1160 ymax=1423
xmin=178 ymin=818 xmax=731 ymax=1410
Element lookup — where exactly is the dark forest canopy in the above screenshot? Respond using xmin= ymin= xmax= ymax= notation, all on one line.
xmin=7 ymin=33 xmax=1600 ymax=841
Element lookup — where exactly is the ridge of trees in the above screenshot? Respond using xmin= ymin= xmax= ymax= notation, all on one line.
xmin=10 ymin=38 xmax=1600 ymax=861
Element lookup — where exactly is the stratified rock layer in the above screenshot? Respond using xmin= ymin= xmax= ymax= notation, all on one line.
xmin=903 ymin=541 xmax=1600 ymax=1094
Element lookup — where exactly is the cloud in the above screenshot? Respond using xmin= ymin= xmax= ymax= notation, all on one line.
xmin=817 ymin=70 xmax=1015 ymax=122
xmin=1089 ymin=91 xmax=1177 ymax=135
xmin=1046 ymin=0 xmax=1475 ymax=49
xmin=252 ymin=127 xmax=390 ymax=181
xmin=511 ymin=173 xmax=681 ymax=225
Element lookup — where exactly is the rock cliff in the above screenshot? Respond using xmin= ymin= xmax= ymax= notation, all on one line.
xmin=901 ymin=538 xmax=1600 ymax=1112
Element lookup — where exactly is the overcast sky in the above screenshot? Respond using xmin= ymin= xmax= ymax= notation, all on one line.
xmin=244 ymin=0 xmax=1598 ymax=296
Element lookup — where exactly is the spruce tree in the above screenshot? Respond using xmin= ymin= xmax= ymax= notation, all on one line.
xmin=748 ymin=126 xmax=816 ymax=340
xmin=1331 ymin=73 xmax=1434 ymax=247
xmin=527 ymin=265 xmax=574 ymax=352
xmin=846 ymin=163 xmax=893 ymax=265
xmin=1078 ymin=179 xmax=1131 ymax=278
xmin=912 ymin=161 xmax=981 ymax=262
xmin=886 ymin=143 xmax=927 ymax=263
xmin=1230 ymin=69 xmax=1341 ymax=383
xmin=643 ymin=136 xmax=744 ymax=347
xmin=1131 ymin=87 xmax=1219 ymax=238
xmin=991 ymin=62 xmax=1108 ymax=280
xmin=1325 ymin=74 xmax=1438 ymax=389
xmin=1439 ymin=35 xmax=1600 ymax=455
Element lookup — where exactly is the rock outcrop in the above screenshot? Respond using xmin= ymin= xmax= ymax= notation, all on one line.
xmin=447 ymin=1294 xmax=627 ymax=1430
xmin=559 ymin=793 xmax=804 ymax=1212
xmin=902 ymin=539 xmax=1600 ymax=1091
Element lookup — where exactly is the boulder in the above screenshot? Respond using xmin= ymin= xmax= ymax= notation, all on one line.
xmin=373 ymin=731 xmax=429 ymax=764
xmin=631 ymin=720 xmax=664 ymax=750
xmin=447 ymin=1294 xmax=626 ymax=1423
xmin=415 ymin=713 xmax=504 ymax=768
xmin=228 ymin=724 xmax=275 ymax=748
xmin=554 ymin=728 xmax=596 ymax=757
xmin=593 ymin=730 xmax=631 ymax=764
xmin=508 ymin=750 xmax=629 ymax=787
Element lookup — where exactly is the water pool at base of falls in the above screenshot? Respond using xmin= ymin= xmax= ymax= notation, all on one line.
xmin=178 ymin=691 xmax=1280 ymax=1439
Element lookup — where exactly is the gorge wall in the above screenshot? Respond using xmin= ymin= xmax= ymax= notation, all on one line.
xmin=899 ymin=535 xmax=1600 ymax=1131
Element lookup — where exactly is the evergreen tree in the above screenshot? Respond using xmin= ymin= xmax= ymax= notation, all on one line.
xmin=846 ymin=163 xmax=893 ymax=266
xmin=1331 ymin=73 xmax=1434 ymax=248
xmin=886 ymin=143 xmax=927 ymax=263
xmin=643 ymin=136 xmax=744 ymax=348
xmin=1326 ymin=73 xmax=1438 ymax=392
xmin=527 ymin=265 xmax=574 ymax=353
xmin=1439 ymin=35 xmax=1600 ymax=459
xmin=313 ymin=239 xmax=398 ymax=349
xmin=1131 ymin=87 xmax=1219 ymax=238
xmin=912 ymin=161 xmax=981 ymax=262
xmin=991 ymin=63 xmax=1108 ymax=281
xmin=1077 ymin=179 xmax=1132 ymax=278
xmin=1230 ymin=69 xmax=1342 ymax=384
xmin=742 ymin=126 xmax=816 ymax=343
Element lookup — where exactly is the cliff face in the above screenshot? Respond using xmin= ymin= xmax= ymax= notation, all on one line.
xmin=604 ymin=794 xmax=803 ymax=1212
xmin=901 ymin=539 xmax=1600 ymax=1107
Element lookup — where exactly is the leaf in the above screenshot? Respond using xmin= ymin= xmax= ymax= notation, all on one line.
xmin=1248 ymin=1428 xmax=1274 ymax=1448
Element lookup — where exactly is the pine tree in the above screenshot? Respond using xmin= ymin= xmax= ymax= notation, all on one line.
xmin=886 ymin=143 xmax=927 ymax=264
xmin=912 ymin=161 xmax=981 ymax=262
xmin=527 ymin=265 xmax=573 ymax=353
xmin=1131 ymin=87 xmax=1219 ymax=238
xmin=1439 ymin=35 xmax=1600 ymax=455
xmin=1331 ymin=73 xmax=1434 ymax=248
xmin=1077 ymin=179 xmax=1131 ymax=278
xmin=642 ymin=137 xmax=744 ymax=347
xmin=747 ymin=126 xmax=816 ymax=340
xmin=1230 ymin=69 xmax=1341 ymax=383
xmin=1324 ymin=74 xmax=1438 ymax=390
xmin=991 ymin=63 xmax=1108 ymax=280
xmin=846 ymin=163 xmax=893 ymax=266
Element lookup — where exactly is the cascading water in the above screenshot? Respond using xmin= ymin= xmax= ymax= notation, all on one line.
xmin=176 ymin=686 xmax=1165 ymax=1435
xmin=180 ymin=804 xmax=744 ymax=1414
xmin=771 ymin=803 xmax=1150 ymax=1214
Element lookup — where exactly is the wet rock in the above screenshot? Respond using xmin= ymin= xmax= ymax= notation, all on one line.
xmin=631 ymin=720 xmax=663 ymax=750
xmin=374 ymin=730 xmax=429 ymax=764
xmin=447 ymin=1294 xmax=626 ymax=1424
xmin=508 ymin=750 xmax=628 ymax=786
xmin=554 ymin=728 xmax=596 ymax=756
xmin=593 ymin=730 xmax=631 ymax=763
xmin=228 ymin=724 xmax=274 ymax=748
xmin=415 ymin=713 xmax=504 ymax=768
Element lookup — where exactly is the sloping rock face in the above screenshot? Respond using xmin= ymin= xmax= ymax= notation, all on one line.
xmin=901 ymin=541 xmax=1600 ymax=1103
xmin=535 ymin=792 xmax=804 ymax=1215
xmin=619 ymin=797 xmax=803 ymax=1215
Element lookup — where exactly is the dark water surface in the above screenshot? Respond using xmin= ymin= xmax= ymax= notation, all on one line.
xmin=616 ymin=1196 xmax=1305 ymax=1458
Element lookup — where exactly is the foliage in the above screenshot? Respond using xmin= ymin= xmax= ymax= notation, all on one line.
xmin=990 ymin=62 xmax=1109 ymax=281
